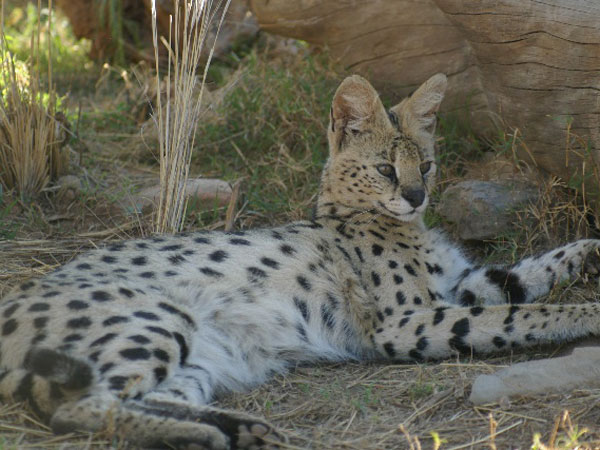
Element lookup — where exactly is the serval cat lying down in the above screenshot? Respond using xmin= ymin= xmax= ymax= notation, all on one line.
xmin=1 ymin=73 xmax=599 ymax=449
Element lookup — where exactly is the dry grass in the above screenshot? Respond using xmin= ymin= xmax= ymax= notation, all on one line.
xmin=151 ymin=0 xmax=229 ymax=234
xmin=0 ymin=0 xmax=68 ymax=198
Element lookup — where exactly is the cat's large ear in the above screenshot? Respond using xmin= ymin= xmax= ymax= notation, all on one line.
xmin=328 ymin=75 xmax=387 ymax=154
xmin=389 ymin=73 xmax=447 ymax=157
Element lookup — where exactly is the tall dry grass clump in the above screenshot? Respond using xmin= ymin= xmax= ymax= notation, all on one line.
xmin=151 ymin=0 xmax=230 ymax=233
xmin=0 ymin=0 xmax=67 ymax=198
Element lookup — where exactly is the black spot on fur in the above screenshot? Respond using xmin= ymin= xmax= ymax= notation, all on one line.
xmin=369 ymin=230 xmax=385 ymax=240
xmin=280 ymin=244 xmax=296 ymax=255
xmin=128 ymin=335 xmax=151 ymax=344
xmin=388 ymin=260 xmax=398 ymax=269
xmin=173 ymin=332 xmax=189 ymax=366
xmin=230 ymin=238 xmax=251 ymax=246
xmin=160 ymin=244 xmax=183 ymax=252
xmin=139 ymin=271 xmax=155 ymax=279
xmin=66 ymin=317 xmax=92 ymax=329
xmin=101 ymin=255 xmax=117 ymax=264
xmin=109 ymin=375 xmax=128 ymax=391
xmin=153 ymin=349 xmax=171 ymax=362
xmin=321 ymin=304 xmax=335 ymax=330
xmin=425 ymin=262 xmax=443 ymax=275
xmin=133 ymin=311 xmax=160 ymax=321
xmin=20 ymin=281 xmax=35 ymax=290
xmin=448 ymin=318 xmax=471 ymax=354
xmin=372 ymin=244 xmax=383 ymax=256
xmin=296 ymin=323 xmax=308 ymax=342
xmin=33 ymin=317 xmax=48 ymax=329
xmin=100 ymin=362 xmax=115 ymax=373
xmin=470 ymin=306 xmax=484 ymax=316
xmin=398 ymin=317 xmax=410 ymax=328
xmin=492 ymin=336 xmax=506 ymax=348
xmin=404 ymin=264 xmax=417 ymax=276
xmin=2 ymin=319 xmax=17 ymax=336
xmin=413 ymin=296 xmax=422 ymax=305
xmin=199 ymin=267 xmax=224 ymax=278
xmin=393 ymin=274 xmax=403 ymax=284
xmin=396 ymin=291 xmax=406 ymax=305
xmin=90 ymin=333 xmax=117 ymax=347
xmin=554 ymin=250 xmax=565 ymax=259
xmin=146 ymin=326 xmax=172 ymax=338
xmin=294 ymin=297 xmax=310 ymax=322
xmin=408 ymin=349 xmax=423 ymax=361
xmin=459 ymin=290 xmax=476 ymax=306
xmin=383 ymin=342 xmax=396 ymax=358
xmin=118 ymin=287 xmax=135 ymax=298
xmin=168 ymin=254 xmax=185 ymax=265
xmin=486 ymin=269 xmax=526 ymax=304
xmin=120 ymin=348 xmax=151 ymax=361
xmin=194 ymin=237 xmax=211 ymax=244
xmin=103 ymin=316 xmax=129 ymax=326
xmin=354 ymin=247 xmax=364 ymax=262
xmin=433 ymin=307 xmax=447 ymax=325
xmin=42 ymin=291 xmax=60 ymax=298
xmin=416 ymin=336 xmax=429 ymax=351
xmin=27 ymin=303 xmax=49 ymax=313
xmin=371 ymin=271 xmax=381 ymax=286
xmin=158 ymin=302 xmax=195 ymax=327
xmin=91 ymin=290 xmax=113 ymax=302
xmin=260 ymin=257 xmax=280 ymax=269
xmin=154 ymin=367 xmax=168 ymax=383
xmin=64 ymin=333 xmax=83 ymax=342
xmin=209 ymin=250 xmax=228 ymax=262
xmin=76 ymin=263 xmax=92 ymax=270
xmin=247 ymin=267 xmax=267 ymax=282
xmin=131 ymin=256 xmax=147 ymax=266
xmin=503 ymin=305 xmax=520 ymax=325
xmin=415 ymin=324 xmax=425 ymax=336
xmin=67 ymin=300 xmax=89 ymax=310
xmin=297 ymin=275 xmax=311 ymax=291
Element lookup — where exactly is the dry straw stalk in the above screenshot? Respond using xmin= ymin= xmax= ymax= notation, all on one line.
xmin=151 ymin=0 xmax=230 ymax=233
xmin=0 ymin=0 xmax=67 ymax=198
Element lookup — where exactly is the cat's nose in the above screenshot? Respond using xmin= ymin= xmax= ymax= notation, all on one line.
xmin=401 ymin=188 xmax=425 ymax=208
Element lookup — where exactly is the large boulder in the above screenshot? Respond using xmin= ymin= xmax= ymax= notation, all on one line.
xmin=436 ymin=180 xmax=539 ymax=240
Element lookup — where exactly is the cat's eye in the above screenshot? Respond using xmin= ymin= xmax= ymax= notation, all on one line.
xmin=376 ymin=164 xmax=395 ymax=178
xmin=420 ymin=161 xmax=433 ymax=175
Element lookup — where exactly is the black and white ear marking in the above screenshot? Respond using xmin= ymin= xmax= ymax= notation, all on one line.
xmin=388 ymin=110 xmax=399 ymax=130
xmin=330 ymin=107 xmax=335 ymax=132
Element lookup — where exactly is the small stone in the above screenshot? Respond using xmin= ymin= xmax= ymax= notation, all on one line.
xmin=127 ymin=178 xmax=233 ymax=214
xmin=436 ymin=179 xmax=539 ymax=241
xmin=55 ymin=175 xmax=83 ymax=201
xmin=469 ymin=346 xmax=600 ymax=404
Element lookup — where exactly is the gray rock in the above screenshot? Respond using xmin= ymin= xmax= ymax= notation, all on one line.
xmin=436 ymin=180 xmax=538 ymax=241
xmin=126 ymin=178 xmax=232 ymax=215
xmin=469 ymin=346 xmax=600 ymax=404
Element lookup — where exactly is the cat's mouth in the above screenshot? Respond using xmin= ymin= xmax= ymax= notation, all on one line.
xmin=377 ymin=201 xmax=420 ymax=221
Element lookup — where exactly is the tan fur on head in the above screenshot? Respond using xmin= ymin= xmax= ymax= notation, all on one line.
xmin=319 ymin=73 xmax=447 ymax=223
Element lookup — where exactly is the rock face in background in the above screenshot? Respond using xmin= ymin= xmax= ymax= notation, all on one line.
xmin=55 ymin=0 xmax=258 ymax=62
xmin=436 ymin=180 xmax=539 ymax=240
xmin=249 ymin=0 xmax=600 ymax=199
